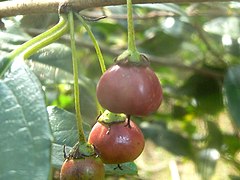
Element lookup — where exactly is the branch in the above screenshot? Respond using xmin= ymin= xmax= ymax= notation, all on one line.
xmin=0 ymin=0 xmax=233 ymax=18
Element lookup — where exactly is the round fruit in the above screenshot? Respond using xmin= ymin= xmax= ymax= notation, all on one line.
xmin=60 ymin=157 xmax=105 ymax=180
xmin=96 ymin=64 xmax=163 ymax=116
xmin=88 ymin=119 xmax=145 ymax=164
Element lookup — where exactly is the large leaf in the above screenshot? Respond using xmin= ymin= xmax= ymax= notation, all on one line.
xmin=47 ymin=106 xmax=91 ymax=147
xmin=0 ymin=60 xmax=52 ymax=179
xmin=0 ymin=31 xmax=29 ymax=55
xmin=223 ymin=65 xmax=240 ymax=127
xmin=30 ymin=43 xmax=73 ymax=74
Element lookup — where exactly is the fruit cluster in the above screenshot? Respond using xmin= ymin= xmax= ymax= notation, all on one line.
xmin=60 ymin=1 xmax=163 ymax=177
xmin=60 ymin=60 xmax=163 ymax=179
xmin=88 ymin=60 xmax=163 ymax=165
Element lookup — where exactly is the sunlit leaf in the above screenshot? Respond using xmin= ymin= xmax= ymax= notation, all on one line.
xmin=48 ymin=106 xmax=91 ymax=147
xmin=30 ymin=43 xmax=73 ymax=73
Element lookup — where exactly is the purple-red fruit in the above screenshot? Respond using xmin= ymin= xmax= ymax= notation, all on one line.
xmin=96 ymin=64 xmax=163 ymax=116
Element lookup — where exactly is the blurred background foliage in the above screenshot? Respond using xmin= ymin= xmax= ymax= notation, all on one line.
xmin=1 ymin=1 xmax=240 ymax=180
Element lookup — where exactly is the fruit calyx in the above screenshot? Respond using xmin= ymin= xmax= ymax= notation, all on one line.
xmin=97 ymin=110 xmax=126 ymax=125
xmin=115 ymin=50 xmax=150 ymax=67
xmin=64 ymin=142 xmax=96 ymax=160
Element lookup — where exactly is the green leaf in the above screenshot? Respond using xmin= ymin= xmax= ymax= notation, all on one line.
xmin=0 ymin=60 xmax=52 ymax=179
xmin=224 ymin=65 xmax=240 ymax=127
xmin=105 ymin=162 xmax=138 ymax=176
xmin=0 ymin=31 xmax=28 ymax=55
xmin=30 ymin=43 xmax=73 ymax=73
xmin=47 ymin=106 xmax=91 ymax=147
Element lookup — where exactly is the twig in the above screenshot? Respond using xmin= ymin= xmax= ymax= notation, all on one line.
xmin=0 ymin=0 xmax=233 ymax=18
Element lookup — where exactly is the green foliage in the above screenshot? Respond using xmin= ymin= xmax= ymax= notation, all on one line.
xmin=0 ymin=1 xmax=240 ymax=179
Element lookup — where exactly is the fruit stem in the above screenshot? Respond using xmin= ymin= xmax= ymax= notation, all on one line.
xmin=126 ymin=0 xmax=141 ymax=62
xmin=75 ymin=13 xmax=106 ymax=74
xmin=0 ymin=15 xmax=68 ymax=78
xmin=68 ymin=11 xmax=86 ymax=143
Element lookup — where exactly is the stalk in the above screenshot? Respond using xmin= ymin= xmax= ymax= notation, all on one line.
xmin=68 ymin=11 xmax=86 ymax=143
xmin=75 ymin=13 xmax=106 ymax=74
xmin=127 ymin=0 xmax=141 ymax=61
xmin=116 ymin=0 xmax=141 ymax=63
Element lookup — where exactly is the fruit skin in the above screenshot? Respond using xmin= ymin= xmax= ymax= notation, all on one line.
xmin=96 ymin=64 xmax=163 ymax=116
xmin=88 ymin=119 xmax=145 ymax=164
xmin=60 ymin=157 xmax=105 ymax=180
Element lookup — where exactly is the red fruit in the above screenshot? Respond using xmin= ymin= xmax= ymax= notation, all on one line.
xmin=96 ymin=64 xmax=163 ymax=116
xmin=60 ymin=157 xmax=105 ymax=180
xmin=88 ymin=119 xmax=145 ymax=164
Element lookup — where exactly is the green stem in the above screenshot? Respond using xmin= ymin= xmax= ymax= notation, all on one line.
xmin=116 ymin=0 xmax=141 ymax=62
xmin=23 ymin=17 xmax=68 ymax=59
xmin=127 ymin=0 xmax=140 ymax=61
xmin=68 ymin=11 xmax=86 ymax=143
xmin=75 ymin=13 xmax=106 ymax=74
xmin=0 ymin=15 xmax=68 ymax=78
